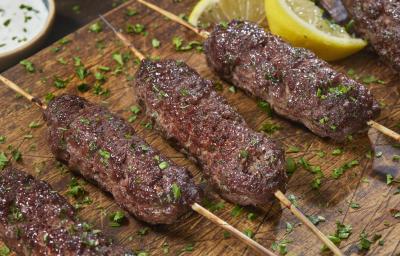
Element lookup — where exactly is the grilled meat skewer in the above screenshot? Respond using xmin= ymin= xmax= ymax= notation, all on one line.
xmin=341 ymin=0 xmax=400 ymax=72
xmin=44 ymin=94 xmax=199 ymax=224
xmin=0 ymin=76 xmax=276 ymax=256
xmin=0 ymin=166 xmax=132 ymax=256
xmin=204 ymin=20 xmax=380 ymax=141
xmin=135 ymin=59 xmax=287 ymax=206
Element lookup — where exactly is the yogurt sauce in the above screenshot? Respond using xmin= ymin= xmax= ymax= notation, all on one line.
xmin=0 ymin=0 xmax=48 ymax=54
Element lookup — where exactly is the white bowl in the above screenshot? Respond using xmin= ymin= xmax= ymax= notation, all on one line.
xmin=0 ymin=0 xmax=56 ymax=71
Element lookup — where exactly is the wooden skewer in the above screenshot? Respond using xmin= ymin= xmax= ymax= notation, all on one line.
xmin=0 ymin=72 xmax=277 ymax=256
xmin=137 ymin=0 xmax=400 ymax=144
xmin=191 ymin=203 xmax=277 ymax=256
xmin=100 ymin=14 xmax=344 ymax=256
xmin=0 ymin=75 xmax=46 ymax=109
xmin=137 ymin=0 xmax=209 ymax=39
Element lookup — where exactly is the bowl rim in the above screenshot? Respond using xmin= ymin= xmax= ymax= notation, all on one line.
xmin=0 ymin=0 xmax=56 ymax=58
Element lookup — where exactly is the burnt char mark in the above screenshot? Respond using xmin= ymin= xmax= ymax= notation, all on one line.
xmin=44 ymin=94 xmax=199 ymax=225
xmin=204 ymin=20 xmax=380 ymax=141
xmin=134 ymin=59 xmax=287 ymax=207
xmin=0 ymin=166 xmax=131 ymax=256
xmin=342 ymin=0 xmax=400 ymax=72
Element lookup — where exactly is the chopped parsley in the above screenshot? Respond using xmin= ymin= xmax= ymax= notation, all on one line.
xmin=332 ymin=148 xmax=343 ymax=156
xmin=332 ymin=160 xmax=359 ymax=179
xmin=272 ymin=239 xmax=292 ymax=255
xmin=350 ymin=202 xmax=360 ymax=209
xmin=0 ymin=136 xmax=5 ymax=144
xmin=79 ymin=118 xmax=90 ymax=125
xmin=112 ymin=52 xmax=124 ymax=66
xmin=358 ymin=231 xmax=372 ymax=250
xmin=158 ymin=161 xmax=169 ymax=170
xmin=67 ymin=177 xmax=86 ymax=198
xmin=29 ymin=121 xmax=41 ymax=128
xmin=223 ymin=231 xmax=231 ymax=239
xmin=362 ymin=75 xmax=385 ymax=85
xmin=89 ymin=21 xmax=103 ymax=33
xmin=0 ymin=152 xmax=9 ymax=170
xmin=287 ymin=146 xmax=300 ymax=153
xmin=328 ymin=84 xmax=352 ymax=96
xmin=284 ymin=222 xmax=293 ymax=234
xmin=8 ymin=204 xmax=23 ymax=223
xmin=11 ymin=148 xmax=22 ymax=162
xmin=137 ymin=227 xmax=149 ymax=236
xmin=258 ymin=100 xmax=273 ymax=116
xmin=391 ymin=209 xmax=400 ymax=218
xmin=125 ymin=8 xmax=138 ymax=17
xmin=387 ymin=174 xmax=394 ymax=185
xmin=76 ymin=66 xmax=90 ymax=80
xmin=172 ymin=36 xmax=203 ymax=52
xmin=260 ymin=122 xmax=281 ymax=134
xmin=286 ymin=158 xmax=297 ymax=176
xmin=109 ymin=211 xmax=126 ymax=227
xmin=126 ymin=23 xmax=145 ymax=34
xmin=231 ymin=205 xmax=243 ymax=217
xmin=203 ymin=199 xmax=225 ymax=212
xmin=43 ymin=93 xmax=54 ymax=104
xmin=57 ymin=57 xmax=68 ymax=65
xmin=0 ymin=245 xmax=10 ymax=256
xmin=307 ymin=215 xmax=326 ymax=225
xmin=152 ymin=38 xmax=160 ymax=48
xmin=322 ymin=222 xmax=352 ymax=251
xmin=181 ymin=243 xmax=194 ymax=252
xmin=239 ymin=149 xmax=249 ymax=159
xmin=98 ymin=149 xmax=111 ymax=164
xmin=77 ymin=83 xmax=90 ymax=92
xmin=179 ymin=88 xmax=189 ymax=96
xmin=244 ymin=229 xmax=254 ymax=239
xmin=299 ymin=157 xmax=324 ymax=188
xmin=54 ymin=76 xmax=70 ymax=89
xmin=248 ymin=212 xmax=256 ymax=221
xmin=171 ymin=183 xmax=181 ymax=200
xmin=20 ymin=60 xmax=35 ymax=73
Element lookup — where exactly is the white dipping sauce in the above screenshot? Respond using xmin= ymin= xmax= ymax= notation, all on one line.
xmin=0 ymin=0 xmax=48 ymax=54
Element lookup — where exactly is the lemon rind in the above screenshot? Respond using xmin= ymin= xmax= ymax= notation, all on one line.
xmin=269 ymin=0 xmax=366 ymax=48
xmin=188 ymin=0 xmax=220 ymax=26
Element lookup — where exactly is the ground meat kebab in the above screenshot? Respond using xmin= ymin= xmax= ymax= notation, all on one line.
xmin=0 ymin=166 xmax=132 ymax=256
xmin=204 ymin=20 xmax=381 ymax=141
xmin=43 ymin=94 xmax=199 ymax=224
xmin=134 ymin=59 xmax=287 ymax=206
xmin=342 ymin=0 xmax=400 ymax=72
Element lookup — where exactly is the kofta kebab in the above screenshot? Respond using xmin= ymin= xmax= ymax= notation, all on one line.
xmin=0 ymin=166 xmax=133 ymax=255
xmin=321 ymin=0 xmax=400 ymax=73
xmin=137 ymin=0 xmax=400 ymax=142
xmin=99 ymin=15 xmax=342 ymax=255
xmin=0 ymin=76 xmax=277 ymax=256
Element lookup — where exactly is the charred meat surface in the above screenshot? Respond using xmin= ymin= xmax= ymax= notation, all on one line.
xmin=0 ymin=166 xmax=131 ymax=256
xmin=204 ymin=20 xmax=380 ymax=141
xmin=43 ymin=94 xmax=199 ymax=225
xmin=342 ymin=0 xmax=400 ymax=71
xmin=134 ymin=59 xmax=287 ymax=206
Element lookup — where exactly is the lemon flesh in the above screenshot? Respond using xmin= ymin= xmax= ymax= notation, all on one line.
xmin=189 ymin=0 xmax=265 ymax=29
xmin=265 ymin=0 xmax=367 ymax=61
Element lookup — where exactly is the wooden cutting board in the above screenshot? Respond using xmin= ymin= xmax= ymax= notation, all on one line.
xmin=0 ymin=1 xmax=399 ymax=255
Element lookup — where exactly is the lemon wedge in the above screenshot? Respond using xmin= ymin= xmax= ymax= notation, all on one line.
xmin=188 ymin=0 xmax=266 ymax=29
xmin=265 ymin=0 xmax=366 ymax=61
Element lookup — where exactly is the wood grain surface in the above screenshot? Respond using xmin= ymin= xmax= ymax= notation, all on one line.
xmin=0 ymin=1 xmax=399 ymax=255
